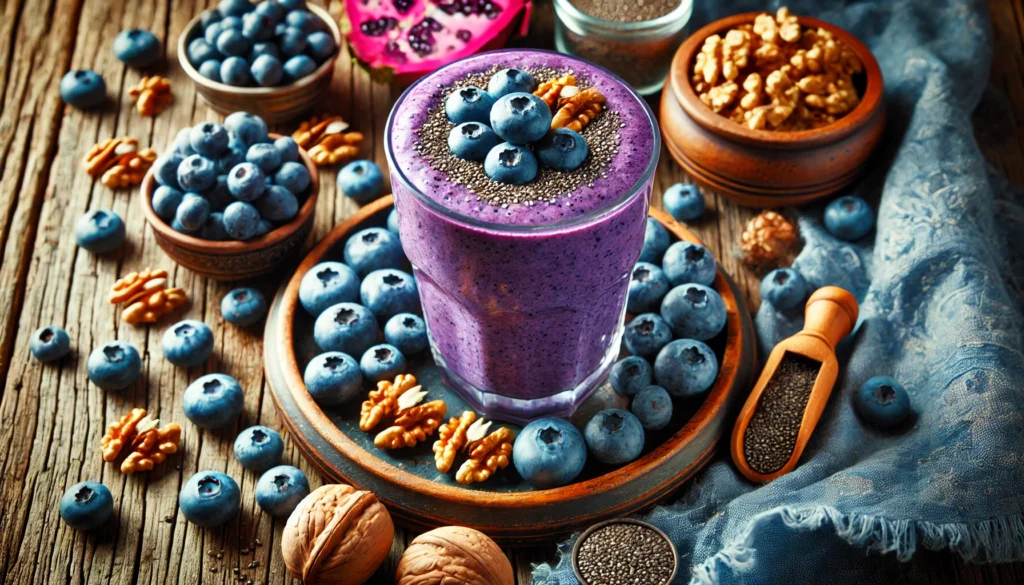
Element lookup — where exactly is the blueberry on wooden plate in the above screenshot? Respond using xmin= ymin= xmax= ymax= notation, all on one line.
xmin=360 ymin=343 xmax=407 ymax=382
xmin=654 ymin=339 xmax=718 ymax=398
xmin=513 ymin=418 xmax=587 ymax=488
xmin=313 ymin=302 xmax=378 ymax=356
xmin=584 ymin=409 xmax=645 ymax=466
xmin=662 ymin=241 xmax=716 ymax=287
xmin=303 ymin=351 xmax=363 ymax=406
xmin=343 ymin=228 xmax=404 ymax=277
xmin=610 ymin=355 xmax=652 ymax=398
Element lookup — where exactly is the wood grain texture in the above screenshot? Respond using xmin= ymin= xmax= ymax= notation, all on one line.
xmin=0 ymin=0 xmax=1020 ymax=584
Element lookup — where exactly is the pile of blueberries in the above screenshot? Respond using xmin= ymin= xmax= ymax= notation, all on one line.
xmin=187 ymin=0 xmax=336 ymax=87
xmin=299 ymin=215 xmax=429 ymax=405
xmin=151 ymin=112 xmax=311 ymax=241
xmin=444 ymin=68 xmax=590 ymax=185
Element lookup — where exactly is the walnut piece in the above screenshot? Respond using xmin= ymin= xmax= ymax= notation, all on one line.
xmin=101 ymin=148 xmax=156 ymax=188
xmin=101 ymin=408 xmax=181 ymax=474
xmin=455 ymin=426 xmax=514 ymax=485
xmin=692 ymin=6 xmax=863 ymax=131
xmin=740 ymin=210 xmax=799 ymax=268
xmin=292 ymin=115 xmax=350 ymax=149
xmin=359 ymin=374 xmax=419 ymax=432
xmin=534 ymin=74 xmax=577 ymax=109
xmin=282 ymin=484 xmax=394 ymax=585
xmin=396 ymin=526 xmax=514 ymax=585
xmin=308 ymin=131 xmax=364 ymax=167
xmin=109 ymin=268 xmax=187 ymax=325
xmin=129 ymin=76 xmax=174 ymax=117
xmin=109 ymin=268 xmax=168 ymax=304
xmin=83 ymin=137 xmax=138 ymax=177
xmin=551 ymin=87 xmax=605 ymax=132
xmin=373 ymin=400 xmax=447 ymax=449
xmin=433 ymin=410 xmax=477 ymax=473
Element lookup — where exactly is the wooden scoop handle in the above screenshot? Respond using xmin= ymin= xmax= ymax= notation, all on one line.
xmin=801 ymin=286 xmax=859 ymax=350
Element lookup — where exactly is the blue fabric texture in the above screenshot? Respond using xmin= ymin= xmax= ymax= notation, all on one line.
xmin=533 ymin=0 xmax=1024 ymax=583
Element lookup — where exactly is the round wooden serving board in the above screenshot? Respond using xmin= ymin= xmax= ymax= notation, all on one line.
xmin=264 ymin=196 xmax=755 ymax=544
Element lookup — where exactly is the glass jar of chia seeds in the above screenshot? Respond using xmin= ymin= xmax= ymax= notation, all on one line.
xmin=554 ymin=0 xmax=693 ymax=96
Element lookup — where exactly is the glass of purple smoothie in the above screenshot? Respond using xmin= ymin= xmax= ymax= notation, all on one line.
xmin=385 ymin=49 xmax=659 ymax=424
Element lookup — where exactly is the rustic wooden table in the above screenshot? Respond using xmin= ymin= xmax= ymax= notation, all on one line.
xmin=1 ymin=0 xmax=1021 ymax=583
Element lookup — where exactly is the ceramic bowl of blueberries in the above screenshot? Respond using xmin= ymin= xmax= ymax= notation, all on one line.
xmin=178 ymin=0 xmax=341 ymax=123
xmin=141 ymin=115 xmax=318 ymax=281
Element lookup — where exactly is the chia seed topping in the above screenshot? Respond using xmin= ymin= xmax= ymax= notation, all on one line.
xmin=743 ymin=353 xmax=821 ymax=475
xmin=414 ymin=65 xmax=621 ymax=209
xmin=570 ymin=0 xmax=681 ymax=23
xmin=576 ymin=521 xmax=676 ymax=585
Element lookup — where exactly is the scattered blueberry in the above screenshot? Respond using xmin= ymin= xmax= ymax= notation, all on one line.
xmin=255 ymin=465 xmax=309 ymax=517
xmin=535 ymin=129 xmax=588 ymax=171
xmin=447 ymin=122 xmax=500 ymax=161
xmin=255 ymin=185 xmax=298 ymax=222
xmin=855 ymin=376 xmax=911 ymax=430
xmin=360 ymin=269 xmax=419 ymax=321
xmin=223 ymin=201 xmax=262 ymax=240
xmin=305 ymin=31 xmax=336 ymax=62
xmin=383 ymin=313 xmax=428 ymax=355
xmin=337 ymin=160 xmax=384 ymax=204
xmin=610 ymin=356 xmax=652 ymax=398
xmin=87 ymin=341 xmax=142 ymax=391
xmin=221 ymin=287 xmax=267 ymax=326
xmin=227 ymin=162 xmax=266 ymax=201
xmin=190 ymin=122 xmax=230 ymax=158
xmin=179 ymin=471 xmax=240 ymax=527
xmin=343 ymin=228 xmax=404 ymax=277
xmin=584 ymin=409 xmax=645 ymax=466
xmin=639 ymin=218 xmax=670 ymax=264
xmin=484 ymin=143 xmax=538 ymax=185
xmin=623 ymin=313 xmax=673 ymax=359
xmin=30 ymin=326 xmax=71 ymax=362
xmin=153 ymin=152 xmax=185 ymax=188
xmin=251 ymin=53 xmax=284 ymax=86
xmin=225 ymin=112 xmax=269 ymax=146
xmin=489 ymin=93 xmax=551 ymax=145
xmin=183 ymin=373 xmax=245 ymax=429
xmin=304 ymin=351 xmax=363 ymax=405
xmin=386 ymin=208 xmax=400 ymax=235
xmin=162 ymin=320 xmax=214 ymax=367
xmin=299 ymin=261 xmax=360 ymax=316
xmin=60 ymin=481 xmax=113 ymax=530
xmin=274 ymin=161 xmax=311 ymax=194
xmin=187 ymin=38 xmax=220 ymax=66
xmin=663 ymin=183 xmax=705 ymax=222
xmin=112 ymin=29 xmax=162 ymax=69
xmin=75 ymin=209 xmax=125 ymax=254
xmin=662 ymin=242 xmax=717 ymax=286
xmin=661 ymin=284 xmax=727 ymax=341
xmin=220 ymin=56 xmax=252 ymax=85
xmin=274 ymin=136 xmax=300 ymax=163
xmin=487 ymin=68 xmax=536 ymax=98
xmin=175 ymin=193 xmax=212 ymax=231
xmin=631 ymin=385 xmax=673 ymax=430
xmin=246 ymin=143 xmax=281 ymax=173
xmin=627 ymin=262 xmax=670 ymax=314
xmin=60 ymin=70 xmax=107 ymax=109
xmin=233 ymin=425 xmax=284 ymax=472
xmin=513 ymin=418 xmax=587 ymax=488
xmin=283 ymin=54 xmax=317 ymax=79
xmin=445 ymin=86 xmax=496 ymax=125
xmin=760 ymin=268 xmax=808 ymax=310
xmin=654 ymin=339 xmax=718 ymax=397
xmin=177 ymin=154 xmax=218 ymax=192
xmin=825 ymin=195 xmax=874 ymax=241
xmin=359 ymin=344 xmax=407 ymax=382
xmin=313 ymin=302 xmax=378 ymax=355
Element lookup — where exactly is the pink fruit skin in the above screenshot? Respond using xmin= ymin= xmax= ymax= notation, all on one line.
xmin=342 ymin=0 xmax=532 ymax=83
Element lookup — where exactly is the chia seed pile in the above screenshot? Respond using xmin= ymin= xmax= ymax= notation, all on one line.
xmin=576 ymin=522 xmax=675 ymax=585
xmin=743 ymin=353 xmax=821 ymax=474
xmin=415 ymin=65 xmax=621 ymax=208
xmin=570 ymin=0 xmax=681 ymax=23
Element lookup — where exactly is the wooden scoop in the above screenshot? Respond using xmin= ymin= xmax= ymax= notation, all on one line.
xmin=731 ymin=286 xmax=859 ymax=483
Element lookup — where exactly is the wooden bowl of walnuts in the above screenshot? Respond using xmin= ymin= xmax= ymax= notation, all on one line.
xmin=140 ymin=133 xmax=319 ymax=281
xmin=660 ymin=9 xmax=885 ymax=207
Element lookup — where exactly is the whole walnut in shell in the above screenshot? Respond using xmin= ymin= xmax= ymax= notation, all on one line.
xmin=396 ymin=526 xmax=514 ymax=585
xmin=282 ymin=484 xmax=394 ymax=585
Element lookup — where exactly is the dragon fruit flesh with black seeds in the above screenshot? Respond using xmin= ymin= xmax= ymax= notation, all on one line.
xmin=342 ymin=0 xmax=532 ymax=82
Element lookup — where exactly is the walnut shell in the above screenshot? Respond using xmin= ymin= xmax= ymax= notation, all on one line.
xmin=396 ymin=526 xmax=514 ymax=585
xmin=281 ymin=484 xmax=394 ymax=585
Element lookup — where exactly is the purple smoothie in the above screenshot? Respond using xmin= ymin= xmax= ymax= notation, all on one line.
xmin=386 ymin=50 xmax=659 ymax=423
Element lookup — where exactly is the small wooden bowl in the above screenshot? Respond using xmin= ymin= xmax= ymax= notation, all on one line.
xmin=177 ymin=4 xmax=341 ymax=124
xmin=140 ymin=133 xmax=319 ymax=281
xmin=660 ymin=13 xmax=885 ymax=207
xmin=572 ymin=518 xmax=678 ymax=585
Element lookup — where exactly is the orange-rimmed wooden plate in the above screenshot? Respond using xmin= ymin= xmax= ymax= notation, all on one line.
xmin=264 ymin=196 xmax=755 ymax=544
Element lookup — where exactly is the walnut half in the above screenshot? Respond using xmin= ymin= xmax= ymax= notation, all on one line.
xmin=396 ymin=526 xmax=514 ymax=585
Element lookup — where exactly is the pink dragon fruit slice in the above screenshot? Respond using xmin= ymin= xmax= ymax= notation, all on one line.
xmin=342 ymin=0 xmax=533 ymax=83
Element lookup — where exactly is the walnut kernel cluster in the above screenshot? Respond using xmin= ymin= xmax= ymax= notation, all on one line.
xmin=692 ymin=7 xmax=864 ymax=131
xmin=109 ymin=267 xmax=187 ymax=325
xmin=100 ymin=408 xmax=182 ymax=474
xmin=292 ymin=115 xmax=364 ymax=167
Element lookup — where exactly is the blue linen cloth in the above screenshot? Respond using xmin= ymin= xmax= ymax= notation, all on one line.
xmin=533 ymin=0 xmax=1024 ymax=583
